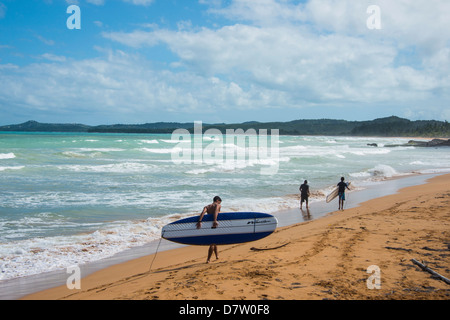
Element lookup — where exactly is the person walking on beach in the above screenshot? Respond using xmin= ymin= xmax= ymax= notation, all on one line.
xmin=299 ymin=180 xmax=310 ymax=210
xmin=337 ymin=177 xmax=350 ymax=211
xmin=196 ymin=196 xmax=222 ymax=263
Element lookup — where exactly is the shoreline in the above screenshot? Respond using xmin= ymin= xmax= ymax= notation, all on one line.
xmin=0 ymin=171 xmax=425 ymax=299
xmin=0 ymin=169 xmax=425 ymax=299
xmin=0 ymin=147 xmax=448 ymax=299
xmin=19 ymin=172 xmax=450 ymax=300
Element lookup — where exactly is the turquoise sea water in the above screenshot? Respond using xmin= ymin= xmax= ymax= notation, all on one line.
xmin=0 ymin=131 xmax=449 ymax=280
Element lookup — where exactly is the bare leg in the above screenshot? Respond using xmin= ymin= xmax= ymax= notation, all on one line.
xmin=214 ymin=245 xmax=219 ymax=260
xmin=339 ymin=199 xmax=344 ymax=210
xmin=207 ymin=245 xmax=213 ymax=263
xmin=207 ymin=245 xmax=219 ymax=263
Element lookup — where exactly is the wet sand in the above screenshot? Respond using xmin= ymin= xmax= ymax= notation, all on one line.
xmin=23 ymin=173 xmax=450 ymax=300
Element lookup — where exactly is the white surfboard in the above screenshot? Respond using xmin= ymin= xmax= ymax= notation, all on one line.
xmin=162 ymin=212 xmax=278 ymax=246
xmin=326 ymin=181 xmax=351 ymax=203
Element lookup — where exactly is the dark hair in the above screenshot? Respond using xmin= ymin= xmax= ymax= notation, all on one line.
xmin=341 ymin=177 xmax=345 ymax=181
xmin=213 ymin=196 xmax=222 ymax=202
xmin=304 ymin=180 xmax=308 ymax=184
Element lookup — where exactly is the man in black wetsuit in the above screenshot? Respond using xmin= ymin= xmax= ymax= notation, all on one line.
xmin=299 ymin=180 xmax=310 ymax=210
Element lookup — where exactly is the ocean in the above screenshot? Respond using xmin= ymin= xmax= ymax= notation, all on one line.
xmin=0 ymin=131 xmax=449 ymax=281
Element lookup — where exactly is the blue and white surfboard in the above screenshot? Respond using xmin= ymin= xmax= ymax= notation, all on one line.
xmin=161 ymin=212 xmax=278 ymax=246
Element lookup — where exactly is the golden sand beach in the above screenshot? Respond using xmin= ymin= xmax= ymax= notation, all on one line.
xmin=23 ymin=173 xmax=450 ymax=300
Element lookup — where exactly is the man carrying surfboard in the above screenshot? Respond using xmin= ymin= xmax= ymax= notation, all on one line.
xmin=196 ymin=196 xmax=222 ymax=263
xmin=337 ymin=177 xmax=350 ymax=211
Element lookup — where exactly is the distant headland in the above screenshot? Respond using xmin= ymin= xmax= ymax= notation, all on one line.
xmin=0 ymin=116 xmax=449 ymax=138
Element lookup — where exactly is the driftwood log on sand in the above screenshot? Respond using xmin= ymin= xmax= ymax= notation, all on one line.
xmin=411 ymin=259 xmax=450 ymax=285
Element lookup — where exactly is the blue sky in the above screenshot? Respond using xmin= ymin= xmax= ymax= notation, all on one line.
xmin=0 ymin=0 xmax=449 ymax=125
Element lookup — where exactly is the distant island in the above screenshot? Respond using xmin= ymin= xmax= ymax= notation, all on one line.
xmin=0 ymin=116 xmax=449 ymax=138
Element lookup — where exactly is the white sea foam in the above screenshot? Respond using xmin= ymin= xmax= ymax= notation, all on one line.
xmin=185 ymin=168 xmax=213 ymax=175
xmin=368 ymin=164 xmax=398 ymax=178
xmin=410 ymin=161 xmax=427 ymax=165
xmin=349 ymin=171 xmax=372 ymax=178
xmin=0 ymin=153 xmax=16 ymax=159
xmin=0 ymin=212 xmax=78 ymax=240
xmin=0 ymin=166 xmax=24 ymax=172
xmin=76 ymin=148 xmax=125 ymax=152
xmin=417 ymin=168 xmax=450 ymax=174
xmin=226 ymin=196 xmax=299 ymax=214
xmin=160 ymin=139 xmax=191 ymax=144
xmin=61 ymin=151 xmax=102 ymax=158
xmin=140 ymin=147 xmax=183 ymax=154
xmin=349 ymin=148 xmax=391 ymax=156
xmin=185 ymin=157 xmax=290 ymax=174
xmin=2 ymin=188 xmax=202 ymax=210
xmin=203 ymin=136 xmax=220 ymax=141
xmin=0 ymin=216 xmax=181 ymax=281
xmin=350 ymin=164 xmax=406 ymax=181
xmin=139 ymin=139 xmax=159 ymax=144
xmin=56 ymin=162 xmax=155 ymax=173
xmin=280 ymin=144 xmax=394 ymax=158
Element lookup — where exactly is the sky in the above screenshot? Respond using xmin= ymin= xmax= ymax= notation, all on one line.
xmin=0 ymin=0 xmax=449 ymax=125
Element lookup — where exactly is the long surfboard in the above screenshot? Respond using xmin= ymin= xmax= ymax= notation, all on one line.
xmin=326 ymin=181 xmax=351 ymax=203
xmin=161 ymin=212 xmax=278 ymax=246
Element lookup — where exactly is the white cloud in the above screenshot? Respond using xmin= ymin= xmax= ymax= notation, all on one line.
xmin=208 ymin=0 xmax=307 ymax=26
xmin=204 ymin=0 xmax=450 ymax=56
xmin=122 ymin=0 xmax=154 ymax=6
xmin=304 ymin=0 xmax=450 ymax=52
xmin=102 ymin=21 xmax=448 ymax=108
xmin=36 ymin=35 xmax=55 ymax=46
xmin=0 ymin=50 xmax=285 ymax=122
xmin=1 ymin=0 xmax=449 ymax=123
xmin=73 ymin=0 xmax=153 ymax=6
xmin=86 ymin=0 xmax=105 ymax=5
xmin=40 ymin=53 xmax=67 ymax=62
